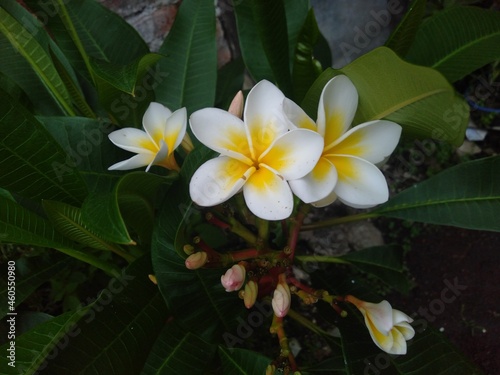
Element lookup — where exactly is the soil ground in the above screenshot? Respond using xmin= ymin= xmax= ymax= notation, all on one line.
xmin=388 ymin=226 xmax=500 ymax=375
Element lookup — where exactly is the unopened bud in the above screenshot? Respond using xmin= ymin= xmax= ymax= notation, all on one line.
xmin=221 ymin=264 xmax=246 ymax=292
xmin=185 ymin=252 xmax=208 ymax=270
xmin=272 ymin=279 xmax=291 ymax=318
xmin=181 ymin=132 xmax=194 ymax=153
xmin=243 ymin=280 xmax=258 ymax=308
xmin=228 ymin=91 xmax=244 ymax=118
xmin=265 ymin=364 xmax=276 ymax=375
xmin=148 ymin=274 xmax=158 ymax=285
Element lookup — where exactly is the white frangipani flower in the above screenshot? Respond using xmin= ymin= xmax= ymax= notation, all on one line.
xmin=189 ymin=80 xmax=323 ymax=221
xmin=284 ymin=75 xmax=402 ymax=208
xmin=346 ymin=295 xmax=415 ymax=355
xmin=108 ymin=102 xmax=187 ymax=171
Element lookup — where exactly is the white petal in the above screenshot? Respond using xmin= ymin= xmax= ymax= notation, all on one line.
xmin=311 ymin=189 xmax=338 ymax=207
xmin=259 ymin=129 xmax=324 ymax=180
xmin=143 ymin=102 xmax=172 ymax=144
xmin=362 ymin=300 xmax=394 ymax=335
xmin=146 ymin=140 xmax=169 ymax=172
xmin=189 ymin=156 xmax=252 ymax=207
xmin=190 ymin=108 xmax=252 ymax=164
xmin=326 ymin=155 xmax=389 ymax=208
xmin=317 ymin=75 xmax=358 ymax=146
xmin=392 ymin=309 xmax=413 ymax=324
xmin=108 ymin=153 xmax=154 ymax=171
xmin=289 ymin=158 xmax=338 ymax=204
xmin=165 ymin=107 xmax=187 ymax=152
xmin=283 ymin=98 xmax=317 ymax=131
xmin=108 ymin=128 xmax=156 ymax=154
xmin=243 ymin=165 xmax=294 ymax=221
xmin=387 ymin=328 xmax=407 ymax=355
xmin=326 ymin=120 xmax=402 ymax=162
xmin=244 ymin=80 xmax=288 ymax=157
xmin=395 ymin=321 xmax=415 ymax=341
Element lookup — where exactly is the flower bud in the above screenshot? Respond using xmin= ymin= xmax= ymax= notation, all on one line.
xmin=272 ymin=281 xmax=291 ymax=318
xmin=221 ymin=264 xmax=246 ymax=292
xmin=228 ymin=90 xmax=244 ymax=118
xmin=185 ymin=252 xmax=208 ymax=270
xmin=243 ymin=280 xmax=258 ymax=308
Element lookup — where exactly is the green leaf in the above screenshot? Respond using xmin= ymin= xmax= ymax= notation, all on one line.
xmin=155 ymin=0 xmax=217 ymax=114
xmin=292 ymin=9 xmax=323 ymax=103
xmin=42 ymin=200 xmax=117 ymax=251
xmin=218 ymin=347 xmax=271 ymax=375
xmin=252 ymin=0 xmax=292 ymax=96
xmin=0 ymin=255 xmax=71 ymax=319
xmin=405 ymin=6 xmax=500 ymax=82
xmin=29 ymin=256 xmax=169 ymax=375
xmin=385 ymin=0 xmax=427 ymax=56
xmin=374 ymin=156 xmax=500 ymax=232
xmin=0 ymin=92 xmax=88 ymax=205
xmin=0 ymin=1 xmax=75 ymax=115
xmin=301 ymin=47 xmax=469 ymax=146
xmin=0 ymin=309 xmax=91 ymax=375
xmin=0 ymin=195 xmax=119 ymax=274
xmin=141 ymin=322 xmax=216 ymax=375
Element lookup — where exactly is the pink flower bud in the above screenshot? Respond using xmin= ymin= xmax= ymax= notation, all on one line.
xmin=221 ymin=264 xmax=246 ymax=292
xmin=185 ymin=252 xmax=208 ymax=270
xmin=272 ymin=282 xmax=291 ymax=318
xmin=228 ymin=91 xmax=244 ymax=118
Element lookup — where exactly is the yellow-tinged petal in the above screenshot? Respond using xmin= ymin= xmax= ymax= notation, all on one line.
xmin=164 ymin=107 xmax=187 ymax=154
xmin=108 ymin=128 xmax=157 ymax=154
xmin=244 ymin=80 xmax=288 ymax=158
xmin=326 ymin=120 xmax=402 ymax=163
xmin=259 ymin=129 xmax=323 ymax=180
xmin=283 ymin=98 xmax=317 ymax=131
xmin=317 ymin=75 xmax=358 ymax=145
xmin=243 ymin=165 xmax=293 ymax=221
xmin=289 ymin=157 xmax=337 ymax=204
xmin=108 ymin=153 xmax=154 ymax=171
xmin=190 ymin=156 xmax=253 ymax=207
xmin=325 ymin=155 xmax=389 ymax=208
xmin=190 ymin=108 xmax=252 ymax=164
xmin=143 ymin=102 xmax=172 ymax=145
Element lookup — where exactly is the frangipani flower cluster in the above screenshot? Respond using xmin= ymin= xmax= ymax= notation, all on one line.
xmin=346 ymin=295 xmax=415 ymax=355
xmin=188 ymin=76 xmax=401 ymax=219
xmin=108 ymin=102 xmax=187 ymax=172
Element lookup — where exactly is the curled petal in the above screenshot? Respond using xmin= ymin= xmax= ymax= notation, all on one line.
xmin=143 ymin=102 xmax=172 ymax=144
xmin=164 ymin=107 xmax=187 ymax=153
xmin=108 ymin=128 xmax=156 ymax=154
xmin=243 ymin=166 xmax=294 ymax=221
xmin=190 ymin=156 xmax=252 ymax=207
xmin=326 ymin=120 xmax=402 ymax=163
xmin=190 ymin=108 xmax=251 ymax=164
xmin=289 ymin=157 xmax=338 ymax=204
xmin=283 ymin=98 xmax=317 ymax=131
xmin=108 ymin=153 xmax=154 ymax=171
xmin=244 ymin=80 xmax=288 ymax=157
xmin=317 ymin=75 xmax=358 ymax=146
xmin=259 ymin=129 xmax=324 ymax=180
xmin=146 ymin=139 xmax=169 ymax=172
xmin=325 ymin=155 xmax=389 ymax=208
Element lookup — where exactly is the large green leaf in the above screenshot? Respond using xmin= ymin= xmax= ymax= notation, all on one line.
xmin=374 ymin=156 xmax=500 ymax=232
xmin=0 ymin=309 xmax=91 ymax=375
xmin=141 ymin=322 xmax=216 ymax=375
xmin=385 ymin=0 xmax=427 ymax=56
xmin=218 ymin=347 xmax=271 ymax=375
xmin=0 ymin=195 xmax=119 ymax=273
xmin=151 ymin=146 xmax=243 ymax=338
xmin=405 ymin=6 xmax=500 ymax=83
xmin=0 ymin=255 xmax=71 ymax=319
xmin=252 ymin=0 xmax=292 ymax=96
xmin=301 ymin=47 xmax=469 ymax=146
xmin=0 ymin=1 xmax=74 ymax=115
xmin=155 ymin=0 xmax=217 ymax=114
xmin=39 ymin=256 xmax=169 ymax=375
xmin=0 ymin=94 xmax=88 ymax=205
